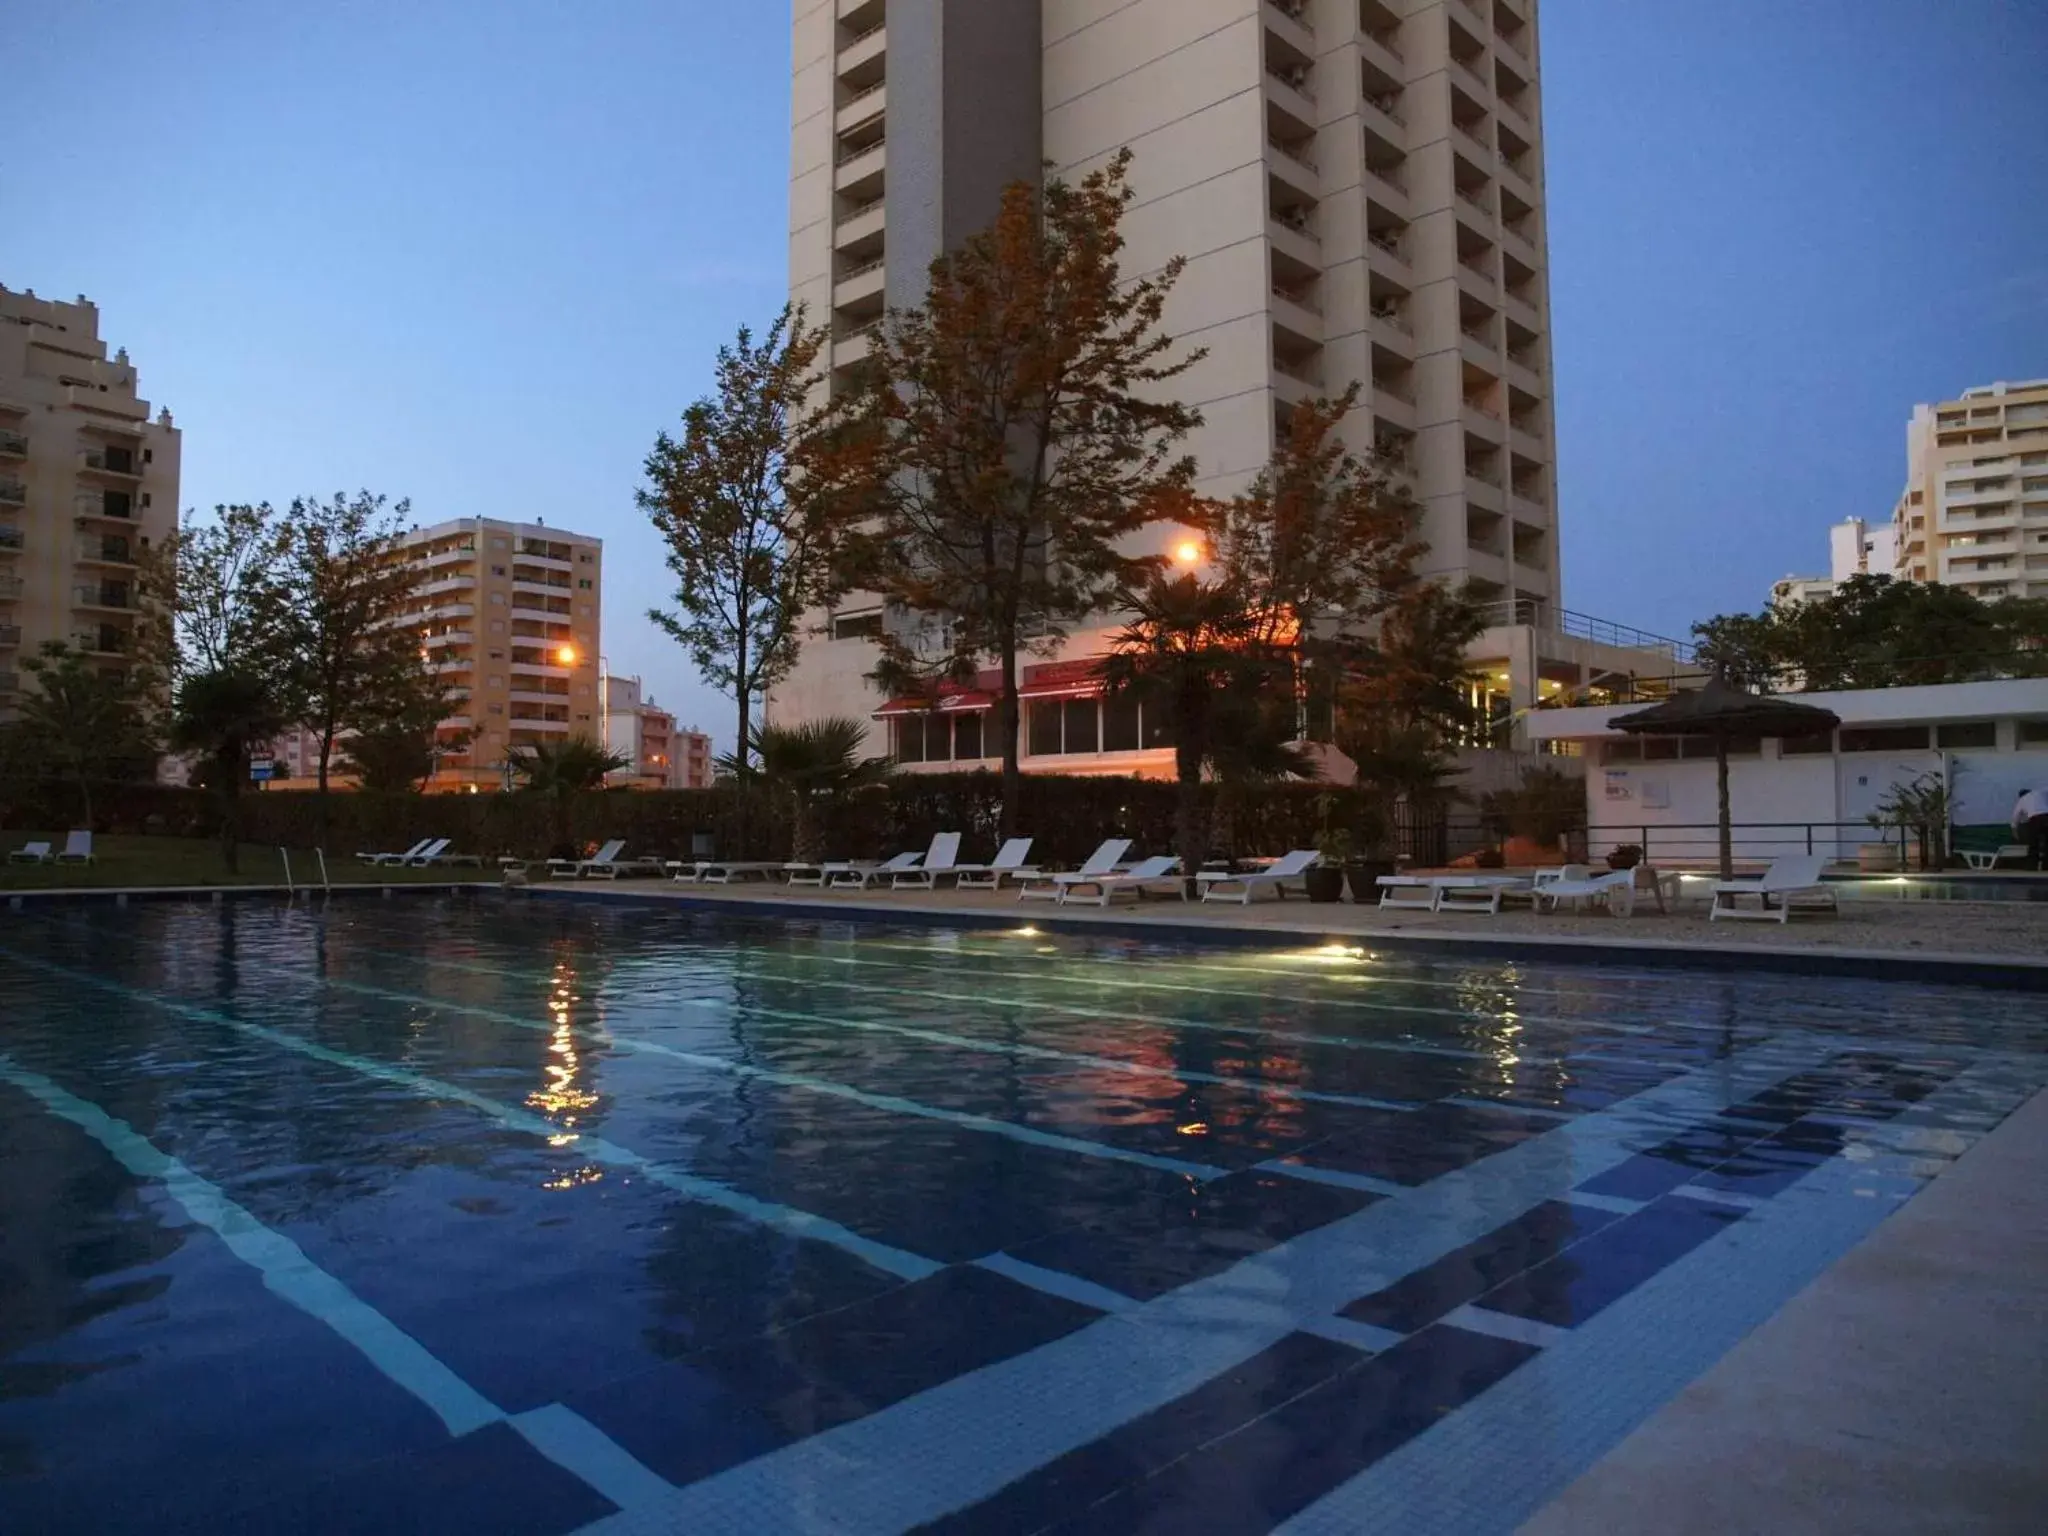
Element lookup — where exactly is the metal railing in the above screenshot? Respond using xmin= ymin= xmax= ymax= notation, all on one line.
xmin=1473 ymin=598 xmax=1698 ymax=661
xmin=1574 ymin=821 xmax=1919 ymax=869
xmin=836 ymin=132 xmax=884 ymax=165
xmin=0 ymin=431 xmax=26 ymax=457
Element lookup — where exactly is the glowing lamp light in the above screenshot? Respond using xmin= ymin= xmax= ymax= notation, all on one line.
xmin=556 ymin=645 xmax=578 ymax=666
xmin=1173 ymin=540 xmax=1204 ymax=568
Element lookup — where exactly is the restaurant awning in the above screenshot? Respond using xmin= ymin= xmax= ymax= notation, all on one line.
xmin=874 ymin=659 xmax=1107 ymax=716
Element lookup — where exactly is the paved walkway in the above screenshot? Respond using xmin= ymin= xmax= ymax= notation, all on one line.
xmin=531 ymin=877 xmax=2048 ymax=975
xmin=1521 ymin=1085 xmax=2048 ymax=1534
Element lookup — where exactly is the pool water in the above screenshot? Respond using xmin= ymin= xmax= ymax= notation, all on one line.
xmin=1 ymin=896 xmax=2043 ymax=1535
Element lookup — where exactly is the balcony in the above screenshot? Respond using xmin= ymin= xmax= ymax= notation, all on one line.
xmin=0 ymin=430 xmax=25 ymax=459
xmin=76 ymin=538 xmax=139 ymax=567
xmin=73 ymin=584 xmax=137 ymax=613
xmin=836 ymin=81 xmax=886 ymax=136
xmin=72 ymin=628 xmax=129 ymax=657
xmin=423 ymin=629 xmax=475 ymax=649
xmin=1269 ymin=284 xmax=1324 ymax=346
xmin=510 ymin=571 xmax=572 ymax=594
xmin=1267 ymin=135 xmax=1320 ymax=196
xmin=0 ymin=525 xmax=22 ymax=553
xmin=80 ymin=448 xmax=142 ymax=481
xmin=1263 ymin=63 xmax=1317 ymax=137
xmin=0 ymin=575 xmax=22 ymax=599
xmin=509 ymin=593 xmax=570 ymax=616
xmin=0 ymin=479 xmax=24 ymax=507
xmin=835 ymin=196 xmax=887 ymax=256
xmin=73 ymin=492 xmax=135 ymax=523
xmin=414 ymin=601 xmax=477 ymax=624
xmin=1368 ymin=302 xmax=1413 ymax=343
xmin=513 ymin=541 xmax=573 ymax=568
xmin=0 ymin=625 xmax=20 ymax=650
xmin=833 ymin=134 xmax=886 ymax=198
xmin=834 ymin=256 xmax=887 ymax=309
xmin=1267 ymin=214 xmax=1321 ymax=269
xmin=838 ymin=16 xmax=885 ymax=75
xmin=0 ymin=669 xmax=15 ymax=695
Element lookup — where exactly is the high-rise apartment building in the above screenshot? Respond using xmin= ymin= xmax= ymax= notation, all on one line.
xmin=778 ymin=1 xmax=1672 ymax=767
xmin=1892 ymin=380 xmax=2048 ymax=601
xmin=390 ymin=517 xmax=604 ymax=789
xmin=0 ymin=285 xmax=180 ymax=716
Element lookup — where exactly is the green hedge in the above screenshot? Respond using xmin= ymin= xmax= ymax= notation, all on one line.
xmin=2 ymin=772 xmax=1338 ymax=867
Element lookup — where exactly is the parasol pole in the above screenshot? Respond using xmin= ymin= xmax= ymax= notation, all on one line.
xmin=1716 ymin=728 xmax=1734 ymax=882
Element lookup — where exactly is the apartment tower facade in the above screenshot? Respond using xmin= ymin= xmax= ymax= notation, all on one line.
xmin=781 ymin=0 xmax=1581 ymax=766
xmin=391 ymin=517 xmax=604 ymax=789
xmin=1891 ymin=380 xmax=2048 ymax=601
xmin=0 ymin=285 xmax=181 ymax=716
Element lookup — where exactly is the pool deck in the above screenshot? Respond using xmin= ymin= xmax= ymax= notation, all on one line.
xmin=1521 ymin=1083 xmax=2048 ymax=1535
xmin=520 ymin=878 xmax=2048 ymax=984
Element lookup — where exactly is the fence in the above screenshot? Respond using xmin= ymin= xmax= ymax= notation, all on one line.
xmin=1576 ymin=820 xmax=1926 ymax=869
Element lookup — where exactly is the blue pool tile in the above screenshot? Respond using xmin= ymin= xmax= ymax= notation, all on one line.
xmin=999 ymin=1169 xmax=1376 ymax=1300
xmin=1283 ymin=1100 xmax=1559 ymax=1187
xmin=564 ymin=1263 xmax=1102 ymax=1488
xmin=1577 ymin=1116 xmax=1773 ymax=1201
xmin=909 ymin=1331 xmax=1367 ymax=1535
xmin=1690 ymin=1120 xmax=1845 ymax=1198
xmin=1340 ymin=1199 xmax=1622 ymax=1333
xmin=1476 ymin=1198 xmax=1745 ymax=1329
xmin=964 ymin=1325 xmax=1537 ymax=1535
xmin=153 ymin=1421 xmax=617 ymax=1536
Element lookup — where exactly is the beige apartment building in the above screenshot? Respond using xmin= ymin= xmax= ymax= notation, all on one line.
xmin=1891 ymin=380 xmax=2048 ymax=600
xmin=602 ymin=674 xmax=713 ymax=789
xmin=0 ymin=285 xmax=180 ymax=716
xmin=388 ymin=517 xmax=603 ymax=790
xmin=776 ymin=0 xmax=1675 ymax=770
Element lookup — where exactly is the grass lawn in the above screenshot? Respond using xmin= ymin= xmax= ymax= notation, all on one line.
xmin=0 ymin=834 xmax=498 ymax=892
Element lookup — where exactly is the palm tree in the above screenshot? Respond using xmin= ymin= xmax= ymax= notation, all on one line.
xmin=1103 ymin=573 xmax=1304 ymax=891
xmin=734 ymin=717 xmax=890 ymax=862
xmin=170 ymin=667 xmax=285 ymax=872
xmin=510 ymin=736 xmax=629 ymax=854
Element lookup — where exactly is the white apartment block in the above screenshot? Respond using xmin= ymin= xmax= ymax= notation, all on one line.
xmin=0 ymin=284 xmax=180 ymax=716
xmin=1770 ymin=516 xmax=1898 ymax=608
xmin=603 ymin=673 xmax=712 ymax=789
xmin=1892 ymin=379 xmax=2048 ymax=601
xmin=777 ymin=1 xmax=1680 ymax=770
xmin=390 ymin=517 xmax=604 ymax=789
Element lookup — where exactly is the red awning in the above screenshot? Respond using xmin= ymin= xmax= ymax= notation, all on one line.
xmin=875 ymin=689 xmax=996 ymax=718
xmin=875 ymin=660 xmax=1106 ymax=715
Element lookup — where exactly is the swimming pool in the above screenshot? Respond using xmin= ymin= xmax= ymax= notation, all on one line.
xmin=2 ymin=895 xmax=2043 ymax=1534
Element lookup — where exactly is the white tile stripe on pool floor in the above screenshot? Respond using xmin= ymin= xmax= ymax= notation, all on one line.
xmin=0 ymin=948 xmax=945 ymax=1282
xmin=563 ymin=1032 xmax=1844 ymax=1536
xmin=0 ymin=1054 xmax=673 ymax=1520
xmin=1270 ymin=1059 xmax=2048 ymax=1536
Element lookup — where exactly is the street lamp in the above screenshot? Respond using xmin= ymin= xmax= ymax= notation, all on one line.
xmin=1173 ymin=539 xmax=1204 ymax=569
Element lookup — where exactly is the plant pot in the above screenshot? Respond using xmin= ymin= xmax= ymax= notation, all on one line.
xmin=1345 ymin=861 xmax=1395 ymax=902
xmin=1303 ymin=866 xmax=1346 ymax=904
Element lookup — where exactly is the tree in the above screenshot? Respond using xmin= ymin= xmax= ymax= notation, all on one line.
xmin=170 ymin=668 xmax=285 ymax=872
xmin=148 ymin=503 xmax=292 ymax=681
xmin=509 ymin=736 xmax=629 ymax=854
xmin=1102 ymin=573 xmax=1292 ymax=892
xmin=337 ymin=657 xmax=469 ymax=793
xmin=640 ymin=307 xmax=832 ymax=777
xmin=733 ymin=717 xmax=891 ymax=863
xmin=273 ymin=492 xmax=425 ymax=832
xmin=808 ymin=150 xmax=1205 ymax=836
xmin=10 ymin=641 xmax=158 ymax=825
xmin=1694 ymin=575 xmax=2047 ymax=693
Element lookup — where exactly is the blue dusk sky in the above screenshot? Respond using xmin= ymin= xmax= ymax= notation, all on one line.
xmin=5 ymin=0 xmax=2044 ymax=747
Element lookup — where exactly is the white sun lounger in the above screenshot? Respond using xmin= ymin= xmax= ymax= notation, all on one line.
xmin=1376 ymin=874 xmax=1531 ymax=914
xmin=7 ymin=840 xmax=53 ymax=865
xmin=359 ymin=838 xmax=433 ymax=867
xmin=831 ymin=846 xmax=933 ymax=890
xmin=892 ymin=833 xmax=965 ymax=890
xmin=1016 ymin=839 xmax=1132 ymax=903
xmin=678 ymin=860 xmax=785 ymax=884
xmin=549 ymin=839 xmax=622 ymax=879
xmin=54 ymin=830 xmax=95 ymax=866
xmin=1960 ymin=844 xmax=2029 ymax=871
xmin=1050 ymin=854 xmax=1181 ymax=907
xmin=1709 ymin=854 xmax=1837 ymax=923
xmin=1535 ymin=867 xmax=1638 ymax=916
xmin=1193 ymin=848 xmax=1320 ymax=904
xmin=952 ymin=839 xmax=1038 ymax=891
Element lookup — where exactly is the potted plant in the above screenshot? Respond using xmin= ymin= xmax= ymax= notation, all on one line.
xmin=1343 ymin=794 xmax=1399 ymax=902
xmin=1307 ymin=825 xmax=1351 ymax=903
xmin=1605 ymin=843 xmax=1644 ymax=871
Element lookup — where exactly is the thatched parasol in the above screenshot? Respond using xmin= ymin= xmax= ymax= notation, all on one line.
xmin=1610 ymin=678 xmax=1840 ymax=879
